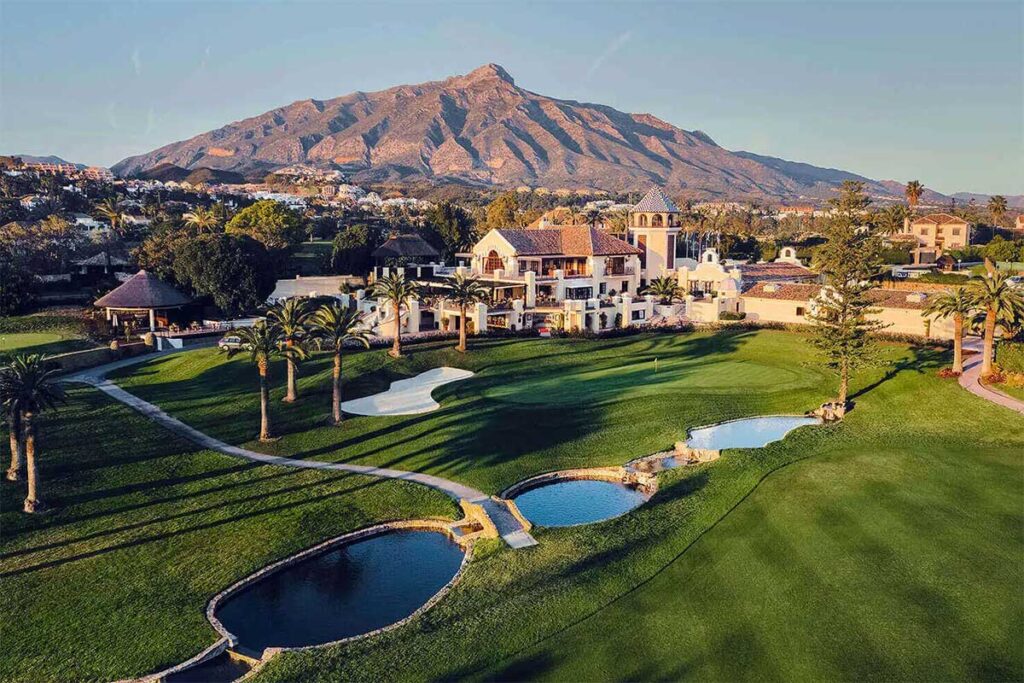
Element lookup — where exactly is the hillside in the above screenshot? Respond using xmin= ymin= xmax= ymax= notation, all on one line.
xmin=111 ymin=64 xmax=1004 ymax=203
xmin=110 ymin=65 xmax=840 ymax=200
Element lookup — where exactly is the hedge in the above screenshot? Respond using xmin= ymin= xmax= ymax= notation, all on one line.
xmin=996 ymin=341 xmax=1024 ymax=373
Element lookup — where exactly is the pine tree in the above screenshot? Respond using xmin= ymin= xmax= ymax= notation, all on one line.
xmin=808 ymin=182 xmax=887 ymax=407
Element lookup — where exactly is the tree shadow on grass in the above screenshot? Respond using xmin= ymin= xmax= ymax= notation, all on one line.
xmin=0 ymin=473 xmax=388 ymax=579
xmin=849 ymin=344 xmax=947 ymax=402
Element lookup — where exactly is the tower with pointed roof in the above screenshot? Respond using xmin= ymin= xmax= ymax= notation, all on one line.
xmin=628 ymin=187 xmax=682 ymax=283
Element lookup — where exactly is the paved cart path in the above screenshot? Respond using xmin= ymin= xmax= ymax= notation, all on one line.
xmin=65 ymin=352 xmax=538 ymax=548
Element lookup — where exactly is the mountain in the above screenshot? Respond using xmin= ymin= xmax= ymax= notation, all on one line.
xmin=133 ymin=163 xmax=246 ymax=185
xmin=13 ymin=154 xmax=88 ymax=168
xmin=109 ymin=64 xmax=997 ymax=203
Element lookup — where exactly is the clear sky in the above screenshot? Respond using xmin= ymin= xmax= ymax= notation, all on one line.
xmin=1 ymin=1 xmax=1020 ymax=194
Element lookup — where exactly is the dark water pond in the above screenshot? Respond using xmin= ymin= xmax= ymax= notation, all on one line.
xmin=165 ymin=652 xmax=250 ymax=683
xmin=215 ymin=530 xmax=464 ymax=652
xmin=686 ymin=416 xmax=821 ymax=451
xmin=512 ymin=479 xmax=647 ymax=527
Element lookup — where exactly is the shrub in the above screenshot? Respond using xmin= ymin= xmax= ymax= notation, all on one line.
xmin=719 ymin=311 xmax=746 ymax=321
xmin=937 ymin=368 xmax=961 ymax=379
xmin=995 ymin=341 xmax=1024 ymax=373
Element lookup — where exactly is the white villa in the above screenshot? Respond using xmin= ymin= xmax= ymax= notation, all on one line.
xmin=260 ymin=187 xmax=955 ymax=342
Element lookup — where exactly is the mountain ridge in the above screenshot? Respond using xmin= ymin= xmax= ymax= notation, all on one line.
xmin=110 ymin=64 xmax=1014 ymax=204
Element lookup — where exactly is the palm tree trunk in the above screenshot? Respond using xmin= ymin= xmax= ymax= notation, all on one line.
xmin=390 ymin=304 xmax=402 ymax=358
xmin=258 ymin=362 xmax=272 ymax=441
xmin=7 ymin=410 xmax=23 ymax=481
xmin=953 ymin=315 xmax=964 ymax=374
xmin=458 ymin=304 xmax=468 ymax=353
xmin=331 ymin=352 xmax=343 ymax=425
xmin=284 ymin=357 xmax=297 ymax=403
xmin=22 ymin=412 xmax=43 ymax=513
xmin=982 ymin=310 xmax=996 ymax=376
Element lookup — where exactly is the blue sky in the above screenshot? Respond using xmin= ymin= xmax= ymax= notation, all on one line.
xmin=1 ymin=1 xmax=1020 ymax=194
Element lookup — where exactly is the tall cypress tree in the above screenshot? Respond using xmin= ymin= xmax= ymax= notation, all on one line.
xmin=808 ymin=181 xmax=887 ymax=407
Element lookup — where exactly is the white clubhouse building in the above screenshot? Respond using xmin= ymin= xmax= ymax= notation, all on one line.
xmin=332 ymin=187 xmax=957 ymax=340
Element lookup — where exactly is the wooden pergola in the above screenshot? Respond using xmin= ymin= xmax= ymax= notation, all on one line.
xmin=94 ymin=270 xmax=191 ymax=332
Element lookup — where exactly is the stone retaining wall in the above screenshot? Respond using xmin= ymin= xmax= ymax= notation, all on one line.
xmin=501 ymin=466 xmax=651 ymax=499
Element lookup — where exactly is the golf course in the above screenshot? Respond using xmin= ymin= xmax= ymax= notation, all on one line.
xmin=2 ymin=329 xmax=1021 ymax=681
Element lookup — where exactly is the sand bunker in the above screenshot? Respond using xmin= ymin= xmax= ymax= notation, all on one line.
xmin=341 ymin=367 xmax=474 ymax=416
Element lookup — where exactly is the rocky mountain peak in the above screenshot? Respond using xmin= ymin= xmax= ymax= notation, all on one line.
xmin=458 ymin=63 xmax=515 ymax=86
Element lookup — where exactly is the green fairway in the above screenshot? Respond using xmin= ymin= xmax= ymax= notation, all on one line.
xmin=7 ymin=329 xmax=1022 ymax=682
xmin=0 ymin=387 xmax=456 ymax=682
xmin=0 ymin=312 xmax=97 ymax=359
xmin=113 ymin=331 xmax=830 ymax=492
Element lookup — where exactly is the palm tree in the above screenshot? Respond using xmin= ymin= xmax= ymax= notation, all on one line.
xmin=974 ymin=269 xmax=1024 ymax=376
xmin=987 ymin=195 xmax=1008 ymax=228
xmin=310 ymin=301 xmax=370 ymax=424
xmin=904 ymin=180 xmax=924 ymax=215
xmin=1 ymin=354 xmax=66 ymax=512
xmin=923 ymin=287 xmax=976 ymax=374
xmin=223 ymin=321 xmax=283 ymax=441
xmin=644 ymin=275 xmax=683 ymax=305
xmin=94 ymin=197 xmax=126 ymax=272
xmin=1 ymin=371 xmax=23 ymax=481
xmin=266 ymin=299 xmax=310 ymax=403
xmin=444 ymin=272 xmax=489 ymax=353
xmin=874 ymin=204 xmax=910 ymax=236
xmin=371 ymin=272 xmax=419 ymax=358
xmin=183 ymin=206 xmax=221 ymax=233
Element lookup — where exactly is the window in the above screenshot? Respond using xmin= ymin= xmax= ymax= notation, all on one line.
xmin=484 ymin=250 xmax=502 ymax=274
xmin=796 ymin=306 xmax=806 ymax=316
xmin=952 ymin=228 xmax=961 ymax=236
xmin=599 ymin=282 xmax=607 ymax=295
xmin=636 ymin=235 xmax=647 ymax=268
xmin=638 ymin=214 xmax=648 ymax=227
xmin=666 ymin=234 xmax=676 ymax=270
xmin=651 ymin=214 xmax=664 ymax=227
xmin=622 ymin=280 xmax=629 ymax=293
xmin=632 ymin=309 xmax=646 ymax=321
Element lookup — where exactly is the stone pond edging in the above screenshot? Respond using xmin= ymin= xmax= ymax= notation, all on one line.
xmin=133 ymin=518 xmax=474 ymax=683
xmin=500 ymin=466 xmax=657 ymax=500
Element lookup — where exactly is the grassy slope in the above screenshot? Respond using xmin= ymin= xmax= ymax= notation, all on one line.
xmin=112 ymin=330 xmax=1024 ymax=681
xmin=0 ymin=387 xmax=456 ymax=682
xmin=114 ymin=331 xmax=828 ymax=493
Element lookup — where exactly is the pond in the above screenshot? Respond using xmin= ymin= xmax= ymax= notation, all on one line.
xmin=511 ymin=479 xmax=648 ymax=527
xmin=215 ymin=530 xmax=465 ymax=653
xmin=165 ymin=652 xmax=251 ymax=683
xmin=685 ymin=415 xmax=821 ymax=451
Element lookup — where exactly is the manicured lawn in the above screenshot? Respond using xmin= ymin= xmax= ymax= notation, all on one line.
xmin=994 ymin=382 xmax=1024 ymax=402
xmin=0 ymin=311 xmax=97 ymax=359
xmin=113 ymin=331 xmax=830 ymax=493
xmin=0 ymin=387 xmax=456 ymax=682
xmin=8 ymin=330 xmax=1022 ymax=682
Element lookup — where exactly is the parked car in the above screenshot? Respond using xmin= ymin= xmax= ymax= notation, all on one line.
xmin=217 ymin=335 xmax=244 ymax=350
xmin=1007 ymin=275 xmax=1024 ymax=289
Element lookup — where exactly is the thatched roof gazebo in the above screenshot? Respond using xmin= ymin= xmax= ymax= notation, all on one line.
xmin=94 ymin=270 xmax=191 ymax=331
xmin=372 ymin=234 xmax=440 ymax=266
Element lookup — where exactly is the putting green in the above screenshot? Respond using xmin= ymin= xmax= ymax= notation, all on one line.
xmin=480 ymin=358 xmax=814 ymax=405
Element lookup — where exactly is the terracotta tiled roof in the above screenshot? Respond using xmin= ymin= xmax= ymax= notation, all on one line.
xmin=631 ymin=187 xmax=680 ymax=213
xmin=372 ymin=233 xmax=440 ymax=259
xmin=741 ymin=282 xmax=821 ymax=301
xmin=741 ymin=282 xmax=934 ymax=310
xmin=95 ymin=270 xmax=190 ymax=308
xmin=495 ymin=227 xmax=640 ymax=256
xmin=737 ymin=262 xmax=815 ymax=282
xmin=911 ymin=213 xmax=968 ymax=226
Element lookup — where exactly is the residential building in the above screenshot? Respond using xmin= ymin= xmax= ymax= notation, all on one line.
xmin=740 ymin=282 xmax=956 ymax=339
xmin=895 ymin=213 xmax=970 ymax=264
